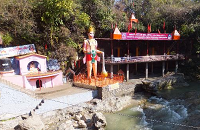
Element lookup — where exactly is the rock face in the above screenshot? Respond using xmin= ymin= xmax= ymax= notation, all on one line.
xmin=89 ymin=96 xmax=135 ymax=112
xmin=92 ymin=112 xmax=107 ymax=129
xmin=78 ymin=120 xmax=87 ymax=128
xmin=57 ymin=120 xmax=74 ymax=130
xmin=142 ymin=73 xmax=189 ymax=92
xmin=17 ymin=114 xmax=45 ymax=130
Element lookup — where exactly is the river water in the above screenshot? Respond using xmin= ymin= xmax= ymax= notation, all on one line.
xmin=104 ymin=81 xmax=200 ymax=130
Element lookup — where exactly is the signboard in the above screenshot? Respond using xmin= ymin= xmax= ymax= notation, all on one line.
xmin=121 ymin=33 xmax=172 ymax=40
xmin=0 ymin=44 xmax=36 ymax=58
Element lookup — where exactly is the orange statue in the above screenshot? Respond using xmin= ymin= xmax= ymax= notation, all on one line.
xmin=83 ymin=26 xmax=107 ymax=81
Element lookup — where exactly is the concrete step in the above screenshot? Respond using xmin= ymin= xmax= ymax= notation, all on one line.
xmin=35 ymin=90 xmax=98 ymax=114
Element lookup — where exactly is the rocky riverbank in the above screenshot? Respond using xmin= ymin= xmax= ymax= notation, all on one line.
xmin=0 ymin=73 xmax=190 ymax=130
xmin=0 ymin=95 xmax=139 ymax=130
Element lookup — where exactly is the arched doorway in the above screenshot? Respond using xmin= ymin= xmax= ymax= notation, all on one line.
xmin=36 ymin=79 xmax=42 ymax=88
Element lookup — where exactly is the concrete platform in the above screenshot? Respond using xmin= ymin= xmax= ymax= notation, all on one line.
xmin=34 ymin=83 xmax=95 ymax=99
xmin=0 ymin=80 xmax=98 ymax=120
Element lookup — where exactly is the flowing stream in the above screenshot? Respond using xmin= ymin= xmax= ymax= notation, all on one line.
xmin=104 ymin=81 xmax=200 ymax=130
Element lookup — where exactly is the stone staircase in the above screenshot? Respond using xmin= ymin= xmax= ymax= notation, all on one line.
xmin=0 ymin=77 xmax=98 ymax=119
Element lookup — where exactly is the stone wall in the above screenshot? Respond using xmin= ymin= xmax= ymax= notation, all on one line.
xmin=97 ymin=82 xmax=142 ymax=100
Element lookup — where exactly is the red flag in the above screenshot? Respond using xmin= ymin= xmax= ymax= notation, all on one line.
xmin=78 ymin=60 xmax=80 ymax=68
xmin=45 ymin=44 xmax=47 ymax=50
xmin=163 ymin=21 xmax=165 ymax=30
xmin=135 ymin=27 xmax=137 ymax=34
xmin=147 ymin=24 xmax=151 ymax=33
xmin=133 ymin=2 xmax=134 ymax=7
xmin=128 ymin=23 xmax=131 ymax=32
xmin=158 ymin=29 xmax=160 ymax=34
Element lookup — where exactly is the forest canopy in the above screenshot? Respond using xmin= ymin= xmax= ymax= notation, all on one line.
xmin=0 ymin=0 xmax=200 ymax=71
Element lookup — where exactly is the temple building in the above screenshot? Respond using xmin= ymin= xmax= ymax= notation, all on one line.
xmin=0 ymin=44 xmax=63 ymax=90
xmin=96 ymin=25 xmax=185 ymax=81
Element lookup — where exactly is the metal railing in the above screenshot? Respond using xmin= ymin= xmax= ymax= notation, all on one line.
xmin=105 ymin=54 xmax=185 ymax=64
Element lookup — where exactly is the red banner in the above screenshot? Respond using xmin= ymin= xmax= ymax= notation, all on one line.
xmin=121 ymin=33 xmax=172 ymax=40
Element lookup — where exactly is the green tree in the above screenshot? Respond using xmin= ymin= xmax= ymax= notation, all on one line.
xmin=81 ymin=0 xmax=117 ymax=37
xmin=0 ymin=0 xmax=37 ymax=45
xmin=34 ymin=0 xmax=74 ymax=47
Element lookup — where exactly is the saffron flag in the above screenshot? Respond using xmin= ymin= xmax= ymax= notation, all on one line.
xmin=130 ymin=13 xmax=138 ymax=23
xmin=163 ymin=21 xmax=165 ymax=30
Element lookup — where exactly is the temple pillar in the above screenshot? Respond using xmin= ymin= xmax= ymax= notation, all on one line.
xmin=127 ymin=64 xmax=129 ymax=81
xmin=162 ymin=61 xmax=165 ymax=77
xmin=175 ymin=61 xmax=178 ymax=74
xmin=146 ymin=63 xmax=148 ymax=79
xmin=111 ymin=55 xmax=113 ymax=78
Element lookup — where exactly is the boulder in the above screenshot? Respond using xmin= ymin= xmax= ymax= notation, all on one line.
xmin=57 ymin=120 xmax=74 ymax=130
xmin=40 ymin=110 xmax=59 ymax=125
xmin=78 ymin=120 xmax=87 ymax=128
xmin=91 ymin=99 xmax=101 ymax=105
xmin=81 ymin=113 xmax=92 ymax=123
xmin=142 ymin=73 xmax=189 ymax=92
xmin=92 ymin=112 xmax=107 ymax=129
xmin=17 ymin=114 xmax=45 ymax=130
xmin=72 ymin=120 xmax=79 ymax=128
xmin=74 ymin=113 xmax=82 ymax=121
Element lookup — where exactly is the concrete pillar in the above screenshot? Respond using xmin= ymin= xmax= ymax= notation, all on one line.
xmin=117 ymin=47 xmax=120 ymax=57
xmin=146 ymin=63 xmax=148 ymax=79
xmin=175 ymin=61 xmax=178 ymax=74
xmin=152 ymin=47 xmax=155 ymax=55
xmin=136 ymin=47 xmax=139 ymax=56
xmin=117 ymin=47 xmax=120 ymax=71
xmin=110 ymin=65 xmax=113 ymax=78
xmin=162 ymin=61 xmax=165 ymax=77
xmin=127 ymin=64 xmax=129 ymax=81
xmin=136 ymin=44 xmax=138 ymax=75
xmin=111 ymin=55 xmax=113 ymax=78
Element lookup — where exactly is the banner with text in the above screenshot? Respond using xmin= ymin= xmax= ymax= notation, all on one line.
xmin=0 ymin=44 xmax=36 ymax=58
xmin=121 ymin=33 xmax=172 ymax=40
